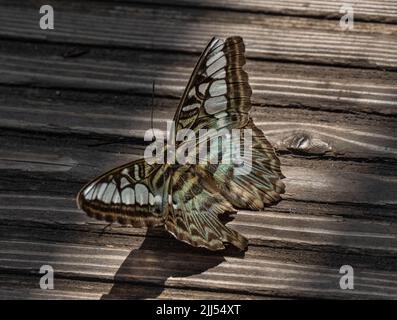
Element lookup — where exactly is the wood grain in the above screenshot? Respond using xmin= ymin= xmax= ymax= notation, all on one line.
xmin=1 ymin=96 xmax=396 ymax=161
xmin=0 ymin=192 xmax=395 ymax=256
xmin=0 ymin=238 xmax=396 ymax=299
xmin=0 ymin=1 xmax=397 ymax=69
xmin=0 ymin=274 xmax=270 ymax=300
xmin=126 ymin=0 xmax=397 ymax=24
xmin=1 ymin=40 xmax=396 ymax=116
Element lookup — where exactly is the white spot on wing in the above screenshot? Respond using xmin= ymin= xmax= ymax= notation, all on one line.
xmin=211 ymin=69 xmax=226 ymax=79
xmin=121 ymin=187 xmax=135 ymax=205
xmin=134 ymin=165 xmax=140 ymax=180
xmin=209 ymin=80 xmax=227 ymax=97
xmin=121 ymin=168 xmax=133 ymax=180
xmin=135 ymin=183 xmax=149 ymax=205
xmin=188 ymin=88 xmax=195 ymax=99
xmin=102 ymin=182 xmax=116 ymax=204
xmin=204 ymin=96 xmax=227 ymax=114
xmin=207 ymin=56 xmax=226 ymax=76
xmin=120 ymin=177 xmax=129 ymax=188
xmin=84 ymin=186 xmax=95 ymax=200
xmin=206 ymin=51 xmax=224 ymax=66
xmin=92 ymin=185 xmax=100 ymax=200
xmin=182 ymin=103 xmax=200 ymax=112
xmin=96 ymin=183 xmax=107 ymax=200
xmin=154 ymin=195 xmax=162 ymax=206
xmin=83 ymin=183 xmax=94 ymax=196
xmin=149 ymin=193 xmax=155 ymax=206
xmin=198 ymin=82 xmax=208 ymax=95
xmin=112 ymin=191 xmax=121 ymax=204
xmin=215 ymin=111 xmax=228 ymax=119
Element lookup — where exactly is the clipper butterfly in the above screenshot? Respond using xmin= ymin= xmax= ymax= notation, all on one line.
xmin=77 ymin=37 xmax=285 ymax=251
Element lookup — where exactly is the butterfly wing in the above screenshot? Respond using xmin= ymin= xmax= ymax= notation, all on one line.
xmin=167 ymin=165 xmax=248 ymax=250
xmin=201 ymin=119 xmax=285 ymax=210
xmin=174 ymin=36 xmax=285 ymax=208
xmin=173 ymin=36 xmax=251 ymax=134
xmin=77 ymin=159 xmax=170 ymax=227
xmin=166 ymin=36 xmax=284 ymax=250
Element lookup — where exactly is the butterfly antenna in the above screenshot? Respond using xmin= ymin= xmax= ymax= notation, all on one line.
xmin=100 ymin=223 xmax=112 ymax=236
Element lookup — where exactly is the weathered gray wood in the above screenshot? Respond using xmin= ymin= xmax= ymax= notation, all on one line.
xmin=1 ymin=88 xmax=395 ymax=161
xmin=0 ymin=238 xmax=396 ymax=299
xmin=0 ymin=126 xmax=395 ymax=207
xmin=0 ymin=273 xmax=269 ymax=300
xmin=127 ymin=0 xmax=397 ymax=24
xmin=0 ymin=192 xmax=395 ymax=256
xmin=1 ymin=1 xmax=397 ymax=69
xmin=1 ymin=40 xmax=396 ymax=116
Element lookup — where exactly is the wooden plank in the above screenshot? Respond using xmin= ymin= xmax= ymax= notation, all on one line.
xmin=127 ymin=0 xmax=397 ymax=24
xmin=0 ymin=126 xmax=395 ymax=207
xmin=0 ymin=273 xmax=267 ymax=300
xmin=0 ymin=88 xmax=396 ymax=161
xmin=0 ymin=238 xmax=396 ymax=299
xmin=0 ymin=221 xmax=395 ymax=299
xmin=0 ymin=192 xmax=396 ymax=256
xmin=1 ymin=1 xmax=397 ymax=70
xmin=1 ymin=41 xmax=396 ymax=116
xmin=2 ymin=218 xmax=396 ymax=271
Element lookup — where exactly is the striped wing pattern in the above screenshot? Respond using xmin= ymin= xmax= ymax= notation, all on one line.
xmin=77 ymin=160 xmax=170 ymax=227
xmin=174 ymin=36 xmax=251 ymax=133
xmin=167 ymin=165 xmax=248 ymax=250
xmin=77 ymin=36 xmax=285 ymax=251
xmin=166 ymin=36 xmax=285 ymax=249
xmin=201 ymin=120 xmax=285 ymax=210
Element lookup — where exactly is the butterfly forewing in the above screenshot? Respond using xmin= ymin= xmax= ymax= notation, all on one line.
xmin=77 ymin=160 xmax=170 ymax=227
xmin=174 ymin=37 xmax=252 ymax=135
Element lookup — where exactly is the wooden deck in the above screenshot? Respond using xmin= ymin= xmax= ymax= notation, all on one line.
xmin=0 ymin=0 xmax=396 ymax=299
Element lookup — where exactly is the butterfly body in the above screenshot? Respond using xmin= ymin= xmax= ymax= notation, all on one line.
xmin=77 ymin=36 xmax=285 ymax=251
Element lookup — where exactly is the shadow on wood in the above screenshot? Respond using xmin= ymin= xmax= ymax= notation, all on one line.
xmin=101 ymin=227 xmax=245 ymax=299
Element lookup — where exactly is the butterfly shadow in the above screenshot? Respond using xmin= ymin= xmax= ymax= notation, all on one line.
xmin=101 ymin=223 xmax=245 ymax=299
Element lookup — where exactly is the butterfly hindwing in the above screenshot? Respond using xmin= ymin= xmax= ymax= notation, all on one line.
xmin=166 ymin=165 xmax=248 ymax=250
xmin=77 ymin=159 xmax=170 ymax=227
xmin=200 ymin=120 xmax=285 ymax=210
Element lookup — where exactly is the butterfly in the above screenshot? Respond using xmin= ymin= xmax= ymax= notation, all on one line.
xmin=77 ymin=36 xmax=285 ymax=251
